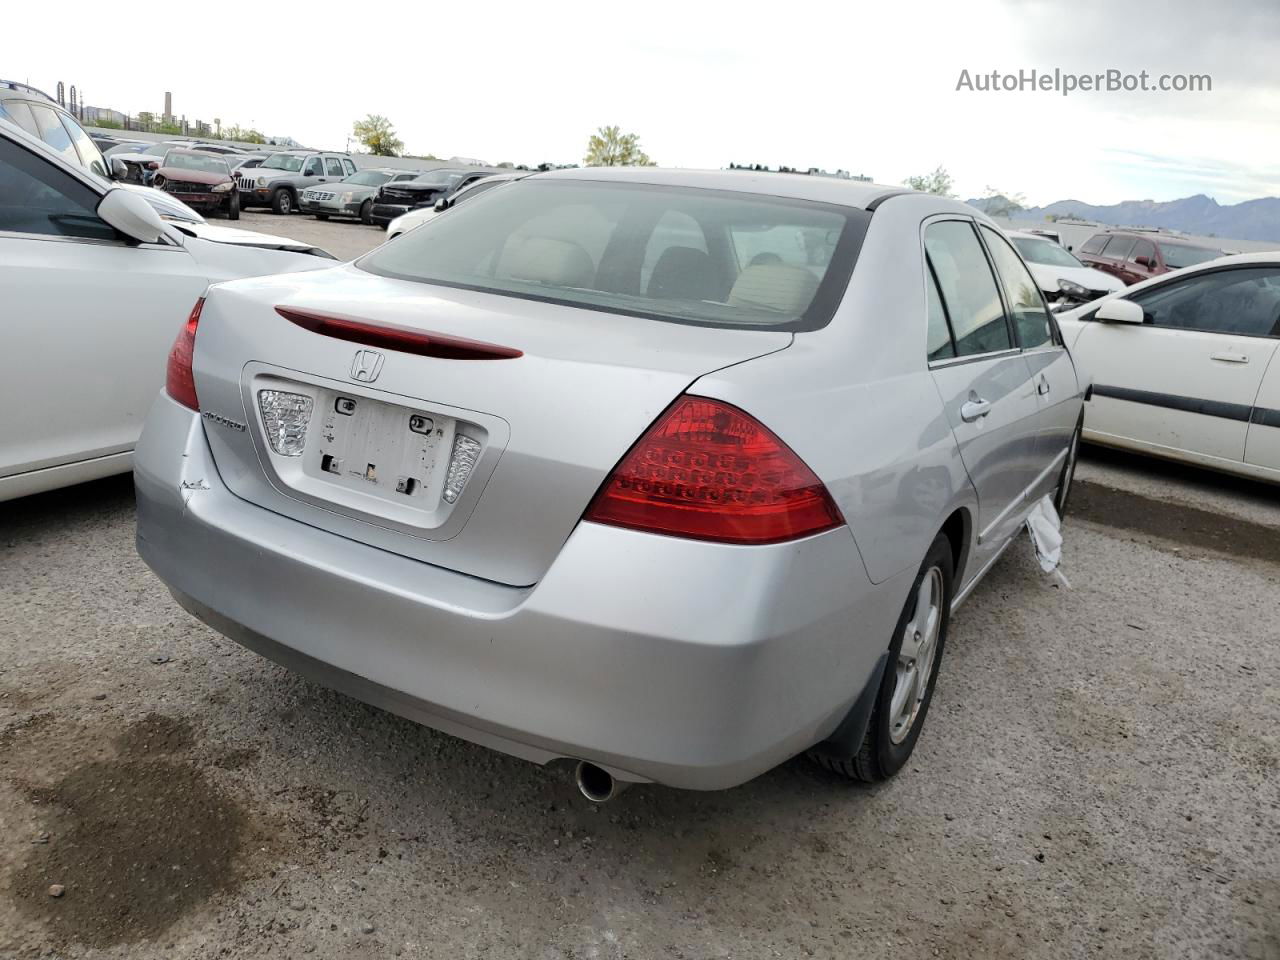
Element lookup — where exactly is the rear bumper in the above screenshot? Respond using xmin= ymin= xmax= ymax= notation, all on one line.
xmin=134 ymin=393 xmax=902 ymax=789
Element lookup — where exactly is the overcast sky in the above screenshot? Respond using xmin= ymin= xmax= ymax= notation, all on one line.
xmin=4 ymin=0 xmax=1276 ymax=206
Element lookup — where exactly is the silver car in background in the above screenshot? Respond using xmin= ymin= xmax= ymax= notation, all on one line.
xmin=300 ymin=167 xmax=421 ymax=224
xmin=135 ymin=168 xmax=1082 ymax=796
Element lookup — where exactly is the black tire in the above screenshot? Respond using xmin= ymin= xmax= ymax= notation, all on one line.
xmin=314 ymin=213 xmax=329 ymax=221
xmin=1054 ymin=418 xmax=1083 ymax=518
xmin=271 ymin=188 xmax=294 ymax=215
xmin=227 ymin=191 xmax=240 ymax=220
xmin=359 ymin=199 xmax=373 ymax=225
xmin=809 ymin=533 xmax=954 ymax=783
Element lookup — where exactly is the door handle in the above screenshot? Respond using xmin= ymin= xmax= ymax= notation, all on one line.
xmin=1210 ymin=351 xmax=1249 ymax=364
xmin=1037 ymin=375 xmax=1051 ymax=396
xmin=960 ymin=397 xmax=992 ymax=422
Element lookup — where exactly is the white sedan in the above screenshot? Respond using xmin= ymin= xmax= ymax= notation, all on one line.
xmin=0 ymin=123 xmax=335 ymax=502
xmin=1006 ymin=229 xmax=1124 ymax=306
xmin=1057 ymin=252 xmax=1280 ymax=484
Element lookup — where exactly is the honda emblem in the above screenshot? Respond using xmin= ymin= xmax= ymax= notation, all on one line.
xmin=350 ymin=350 xmax=384 ymax=383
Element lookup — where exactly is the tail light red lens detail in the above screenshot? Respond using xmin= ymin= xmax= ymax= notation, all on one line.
xmin=276 ymin=307 xmax=522 ymax=361
xmin=585 ymin=395 xmax=844 ymax=545
xmin=166 ymin=298 xmax=203 ymax=411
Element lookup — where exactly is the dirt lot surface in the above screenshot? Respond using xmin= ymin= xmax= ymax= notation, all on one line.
xmin=2 ymin=216 xmax=1278 ymax=959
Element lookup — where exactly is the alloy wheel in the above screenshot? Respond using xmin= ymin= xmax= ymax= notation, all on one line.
xmin=888 ymin=567 xmax=944 ymax=744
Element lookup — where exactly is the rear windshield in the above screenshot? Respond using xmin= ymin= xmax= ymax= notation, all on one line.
xmin=358 ymin=179 xmax=869 ymax=331
xmin=261 ymin=153 xmax=304 ymax=172
xmin=1160 ymin=243 xmax=1223 ymax=269
xmin=1011 ymin=235 xmax=1083 ymax=269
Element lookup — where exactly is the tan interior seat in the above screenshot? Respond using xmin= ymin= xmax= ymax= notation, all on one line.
xmin=727 ymin=263 xmax=820 ymax=316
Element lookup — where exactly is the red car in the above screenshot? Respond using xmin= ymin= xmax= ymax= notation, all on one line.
xmin=150 ymin=148 xmax=240 ymax=219
xmin=1075 ymin=230 xmax=1224 ymax=285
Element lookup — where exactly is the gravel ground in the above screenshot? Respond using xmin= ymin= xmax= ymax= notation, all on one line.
xmin=1 ymin=216 xmax=1278 ymax=959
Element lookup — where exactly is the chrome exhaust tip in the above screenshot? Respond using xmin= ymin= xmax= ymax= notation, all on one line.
xmin=574 ymin=760 xmax=629 ymax=803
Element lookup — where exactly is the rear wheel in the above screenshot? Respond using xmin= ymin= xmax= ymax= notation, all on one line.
xmin=809 ymin=533 xmax=953 ymax=782
xmin=1054 ymin=419 xmax=1082 ymax=518
xmin=359 ymin=199 xmax=373 ymax=225
xmin=271 ymin=188 xmax=294 ymax=215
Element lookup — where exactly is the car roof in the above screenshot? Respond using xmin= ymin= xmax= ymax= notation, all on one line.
xmin=533 ymin=166 xmax=907 ymax=211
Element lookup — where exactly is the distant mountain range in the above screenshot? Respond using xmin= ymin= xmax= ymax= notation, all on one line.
xmin=966 ymin=194 xmax=1280 ymax=243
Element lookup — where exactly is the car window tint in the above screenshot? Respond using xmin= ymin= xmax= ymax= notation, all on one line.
xmin=29 ymin=104 xmax=80 ymax=165
xmin=926 ymin=263 xmax=956 ymax=361
xmin=303 ymin=156 xmax=323 ymax=176
xmin=1129 ymin=239 xmax=1156 ymax=264
xmin=0 ymin=100 xmax=41 ymax=138
xmin=923 ymin=221 xmax=1012 ymax=356
xmin=1131 ymin=267 xmax=1280 ymax=337
xmin=325 ymin=157 xmax=345 ymax=177
xmin=1079 ymin=234 xmax=1108 ymax=255
xmin=981 ymin=226 xmax=1054 ymax=349
xmin=1101 ymin=235 xmax=1136 ymax=260
xmin=0 ymin=135 xmax=116 ymax=241
xmin=640 ymin=209 xmax=710 ymax=294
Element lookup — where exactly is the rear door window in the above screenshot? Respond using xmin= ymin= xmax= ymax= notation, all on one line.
xmin=924 ymin=220 xmax=1013 ymax=357
xmin=981 ymin=226 xmax=1055 ymax=349
xmin=343 ymin=158 xmax=356 ymax=176
xmin=1101 ymin=235 xmax=1136 ymax=260
xmin=1129 ymin=239 xmax=1156 ymax=264
xmin=325 ymin=157 xmax=345 ymax=177
xmin=0 ymin=100 xmax=41 ymax=138
xmin=1079 ymin=234 xmax=1108 ymax=255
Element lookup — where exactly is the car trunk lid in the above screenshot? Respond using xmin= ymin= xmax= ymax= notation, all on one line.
xmin=192 ymin=264 xmax=792 ymax=586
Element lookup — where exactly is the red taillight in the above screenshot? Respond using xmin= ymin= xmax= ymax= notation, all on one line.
xmin=585 ymin=395 xmax=844 ymax=545
xmin=166 ymin=298 xmax=203 ymax=411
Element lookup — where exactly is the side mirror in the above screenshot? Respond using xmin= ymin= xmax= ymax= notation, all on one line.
xmin=433 ymin=197 xmax=450 ymax=212
xmin=110 ymin=156 xmax=129 ymax=180
xmin=1095 ymin=299 xmax=1144 ymax=325
xmin=97 ymin=188 xmax=168 ymax=244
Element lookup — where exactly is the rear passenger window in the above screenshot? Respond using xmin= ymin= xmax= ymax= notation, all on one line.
xmin=1079 ymin=234 xmax=1108 ymax=255
xmin=981 ymin=226 xmax=1054 ymax=349
xmin=326 ymin=157 xmax=345 ymax=177
xmin=1101 ymin=235 xmax=1136 ymax=260
xmin=924 ymin=221 xmax=1012 ymax=357
xmin=0 ymin=100 xmax=41 ymax=138
xmin=926 ymin=265 xmax=956 ymax=361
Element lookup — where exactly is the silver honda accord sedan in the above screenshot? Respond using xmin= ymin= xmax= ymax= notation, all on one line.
xmin=135 ymin=167 xmax=1083 ymax=795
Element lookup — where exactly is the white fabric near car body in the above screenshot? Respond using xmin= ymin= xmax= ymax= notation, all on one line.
xmin=1026 ymin=495 xmax=1069 ymax=587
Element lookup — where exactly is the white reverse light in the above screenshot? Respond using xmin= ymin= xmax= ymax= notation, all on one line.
xmin=443 ymin=435 xmax=482 ymax=503
xmin=258 ymin=390 xmax=313 ymax=457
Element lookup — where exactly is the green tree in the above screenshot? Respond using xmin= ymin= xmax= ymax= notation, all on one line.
xmin=903 ymin=165 xmax=954 ymax=197
xmin=980 ymin=185 xmax=1027 ymax=218
xmin=223 ymin=124 xmax=266 ymax=144
xmin=584 ymin=125 xmax=654 ymax=167
xmin=352 ymin=114 xmax=404 ymax=157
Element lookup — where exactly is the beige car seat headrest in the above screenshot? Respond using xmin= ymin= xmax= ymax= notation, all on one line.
xmin=506 ymin=237 xmax=596 ymax=288
xmin=728 ymin=263 xmax=821 ymax=316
